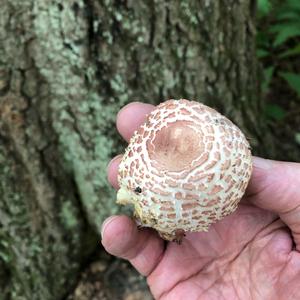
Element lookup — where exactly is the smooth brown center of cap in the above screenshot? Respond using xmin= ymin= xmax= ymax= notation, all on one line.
xmin=149 ymin=121 xmax=204 ymax=172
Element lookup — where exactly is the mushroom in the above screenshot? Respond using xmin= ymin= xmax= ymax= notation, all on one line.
xmin=117 ymin=99 xmax=252 ymax=243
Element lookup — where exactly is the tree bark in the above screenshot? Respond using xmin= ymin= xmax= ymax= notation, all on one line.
xmin=0 ymin=0 xmax=280 ymax=299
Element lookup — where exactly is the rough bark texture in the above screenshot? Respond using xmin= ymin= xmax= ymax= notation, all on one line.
xmin=0 ymin=0 xmax=279 ymax=299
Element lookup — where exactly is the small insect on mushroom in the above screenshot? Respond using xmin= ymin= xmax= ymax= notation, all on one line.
xmin=134 ymin=186 xmax=142 ymax=195
xmin=116 ymin=99 xmax=253 ymax=243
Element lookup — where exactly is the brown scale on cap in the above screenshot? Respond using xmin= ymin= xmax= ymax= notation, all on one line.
xmin=116 ymin=99 xmax=253 ymax=243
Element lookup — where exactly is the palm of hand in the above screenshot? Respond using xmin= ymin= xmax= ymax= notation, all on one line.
xmin=150 ymin=201 xmax=298 ymax=300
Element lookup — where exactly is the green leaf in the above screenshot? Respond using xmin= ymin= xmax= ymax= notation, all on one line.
xmin=295 ymin=133 xmax=300 ymax=145
xmin=257 ymin=0 xmax=272 ymax=17
xmin=279 ymin=43 xmax=300 ymax=58
xmin=276 ymin=12 xmax=300 ymax=21
xmin=285 ymin=0 xmax=300 ymax=11
xmin=271 ymin=23 xmax=300 ymax=47
xmin=257 ymin=48 xmax=270 ymax=58
xmin=279 ymin=72 xmax=300 ymax=97
xmin=265 ymin=104 xmax=287 ymax=121
xmin=257 ymin=32 xmax=271 ymax=48
xmin=262 ymin=66 xmax=275 ymax=93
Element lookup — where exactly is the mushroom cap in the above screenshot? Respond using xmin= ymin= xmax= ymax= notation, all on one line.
xmin=117 ymin=99 xmax=252 ymax=241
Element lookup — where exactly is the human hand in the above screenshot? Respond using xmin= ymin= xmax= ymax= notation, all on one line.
xmin=102 ymin=102 xmax=300 ymax=300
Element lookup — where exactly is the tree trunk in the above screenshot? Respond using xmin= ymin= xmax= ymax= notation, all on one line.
xmin=0 ymin=0 xmax=277 ymax=299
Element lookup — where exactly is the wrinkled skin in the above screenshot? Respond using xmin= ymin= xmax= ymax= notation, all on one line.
xmin=102 ymin=102 xmax=300 ymax=300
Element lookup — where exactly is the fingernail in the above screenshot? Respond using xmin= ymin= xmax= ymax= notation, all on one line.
xmin=106 ymin=155 xmax=123 ymax=172
xmin=253 ymin=156 xmax=273 ymax=170
xmin=101 ymin=216 xmax=118 ymax=238
xmin=117 ymin=101 xmax=142 ymax=119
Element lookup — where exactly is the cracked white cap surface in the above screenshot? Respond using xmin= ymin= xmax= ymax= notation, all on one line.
xmin=117 ymin=99 xmax=253 ymax=241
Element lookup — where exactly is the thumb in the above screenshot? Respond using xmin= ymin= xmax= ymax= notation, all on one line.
xmin=246 ymin=157 xmax=300 ymax=250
